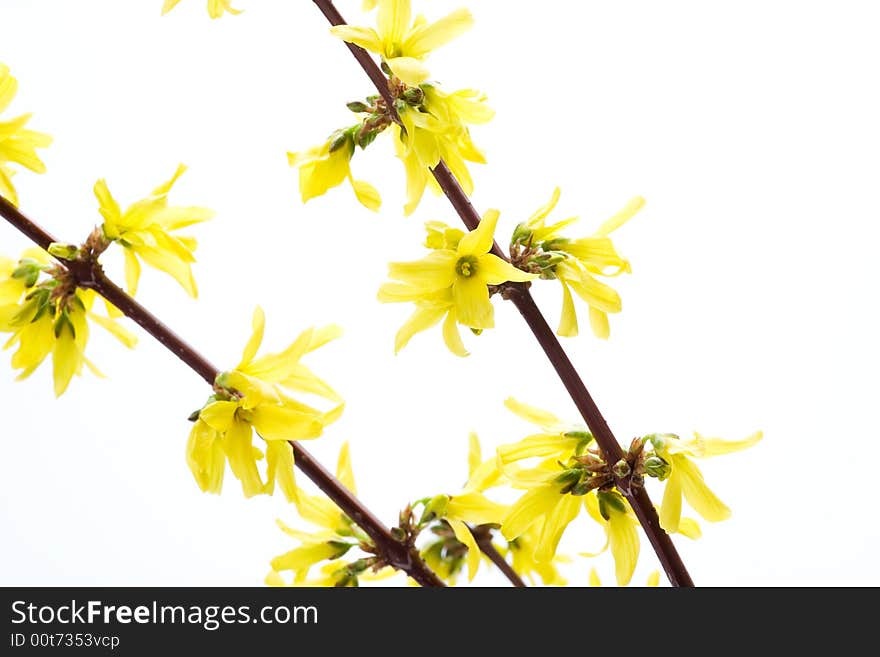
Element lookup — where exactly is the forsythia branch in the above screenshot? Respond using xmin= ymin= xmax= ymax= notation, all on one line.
xmin=0 ymin=194 xmax=446 ymax=588
xmin=310 ymin=0 xmax=694 ymax=587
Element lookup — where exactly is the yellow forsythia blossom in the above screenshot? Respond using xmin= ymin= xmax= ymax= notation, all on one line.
xmin=330 ymin=0 xmax=473 ymax=86
xmin=394 ymin=84 xmax=494 ymax=215
xmin=378 ymin=210 xmax=535 ymax=356
xmin=419 ymin=434 xmax=508 ymax=584
xmin=162 ymin=0 xmax=241 ymax=18
xmin=267 ymin=443 xmax=395 ymax=587
xmin=95 ymin=165 xmax=212 ymax=298
xmin=186 ymin=307 xmax=343 ymax=499
xmin=0 ymin=64 xmax=52 ymax=206
xmin=0 ymin=249 xmax=137 ymax=396
xmin=506 ymin=524 xmax=570 ymax=587
xmin=288 ymin=132 xmax=381 ymax=211
xmin=649 ymin=431 xmax=763 ymax=533
xmin=514 ymin=188 xmax=643 ymax=339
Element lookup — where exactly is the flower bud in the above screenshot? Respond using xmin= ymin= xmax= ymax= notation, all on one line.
xmin=643 ymin=456 xmax=671 ymax=481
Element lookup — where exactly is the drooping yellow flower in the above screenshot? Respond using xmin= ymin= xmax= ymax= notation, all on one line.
xmin=288 ymin=131 xmax=381 ymax=211
xmin=582 ymin=490 xmax=640 ymax=586
xmin=514 ymin=188 xmax=643 ymax=339
xmin=95 ymin=165 xmax=212 ymax=298
xmin=589 ymin=567 xmax=660 ymax=588
xmin=161 ymin=0 xmax=242 ymax=19
xmin=267 ymin=443 xmax=397 ymax=587
xmin=378 ymin=210 xmax=535 ymax=355
xmin=506 ymin=523 xmax=570 ymax=586
xmin=649 ymin=431 xmax=763 ymax=533
xmin=330 ymin=0 xmax=473 ymax=86
xmin=394 ymin=85 xmax=494 ymax=215
xmin=418 ymin=434 xmax=509 ymax=583
xmin=500 ymin=469 xmax=584 ymax=565
xmin=0 ymin=250 xmax=137 ymax=396
xmin=0 ymin=64 xmax=52 ymax=206
xmin=186 ymin=307 xmax=343 ymax=499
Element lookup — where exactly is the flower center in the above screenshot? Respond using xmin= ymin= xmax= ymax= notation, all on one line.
xmin=455 ymin=255 xmax=479 ymax=278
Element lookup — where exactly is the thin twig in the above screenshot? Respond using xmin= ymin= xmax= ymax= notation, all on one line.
xmin=0 ymin=195 xmax=445 ymax=588
xmin=472 ymin=528 xmax=526 ymax=588
xmin=311 ymin=0 xmax=694 ymax=587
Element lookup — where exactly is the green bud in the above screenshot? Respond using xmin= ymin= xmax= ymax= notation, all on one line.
xmin=644 ymin=433 xmax=679 ymax=452
xmin=597 ymin=491 xmax=627 ymax=520
xmin=643 ymin=455 xmax=672 ymax=481
xmin=11 ymin=263 xmax=40 ymax=288
xmin=470 ymin=328 xmax=483 ymax=336
xmin=541 ymin=238 xmax=570 ymax=251
xmin=346 ymin=101 xmax=369 ymax=113
xmin=53 ymin=312 xmax=75 ymax=339
xmin=328 ymin=540 xmax=354 ymax=560
xmin=422 ymin=494 xmax=449 ymax=523
xmin=554 ymin=468 xmax=583 ymax=487
xmin=328 ymin=129 xmax=352 ymax=153
xmin=510 ymin=222 xmax=533 ymax=245
xmin=401 ymin=87 xmax=425 ymax=106
xmin=187 ymin=409 xmax=201 ymax=422
xmin=357 ymin=128 xmax=379 ymax=150
xmin=390 ymin=527 xmax=407 ymax=543
xmin=47 ymin=243 xmax=79 ymax=260
xmin=612 ymin=459 xmax=631 ymax=479
xmin=569 ymin=481 xmax=593 ymax=496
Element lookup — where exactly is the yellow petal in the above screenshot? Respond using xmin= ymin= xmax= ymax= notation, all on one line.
xmin=675 ymin=456 xmax=731 ymax=523
xmin=402 ymin=8 xmax=474 ymax=57
xmin=503 ymin=398 xmax=565 ymax=430
xmin=447 ymin=518 xmax=481 ymax=582
xmin=237 ymin=306 xmax=265 ymax=370
xmin=393 ymin=304 xmax=446 ymax=354
xmin=328 ymin=25 xmax=383 ymax=52
xmin=387 ymin=250 xmax=457 ymax=290
xmin=198 ymin=400 xmax=238 ymax=432
xmin=647 ymin=571 xmax=660 ymax=587
xmin=250 ymin=404 xmax=324 ymax=441
xmin=608 ymin=512 xmax=639 ymax=586
xmin=336 ymin=442 xmax=357 ymax=495
xmin=52 ymin=329 xmax=79 ymax=397
xmin=222 ymin=419 xmax=264 ymax=498
xmin=385 ymin=57 xmax=430 ymax=87
xmin=88 ymin=311 xmax=138 ymax=349
xmin=526 ymin=187 xmax=562 ymax=227
xmin=589 ymin=567 xmax=602 ymax=587
xmin=265 ymin=441 xmax=298 ymax=502
xmin=659 ymin=470 xmax=682 ymax=534
xmin=557 ymin=281 xmax=579 ymax=337
xmin=467 ymin=432 xmax=481 ymax=480
xmin=123 ymin=249 xmax=141 ymax=297
xmin=457 ymin=208 xmax=500 ymax=256
xmin=349 ymin=178 xmax=381 ymax=212
xmin=589 ymin=307 xmax=610 ymax=340
xmin=477 ymin=254 xmax=536 ymax=285
xmin=452 ymin=275 xmax=493 ymax=329
xmin=534 ymin=493 xmax=581 ymax=562
xmin=595 ymin=196 xmax=645 ymax=237
xmin=682 ymin=430 xmax=764 ymax=459
xmin=441 ymin=308 xmax=468 ymax=357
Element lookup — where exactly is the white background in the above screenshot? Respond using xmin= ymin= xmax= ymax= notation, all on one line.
xmin=1 ymin=0 xmax=878 ymax=586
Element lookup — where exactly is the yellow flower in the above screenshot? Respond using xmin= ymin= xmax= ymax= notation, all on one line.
xmin=378 ymin=210 xmax=535 ymax=355
xmin=267 ymin=443 xmax=394 ymax=587
xmin=506 ymin=523 xmax=570 ymax=586
xmin=650 ymin=431 xmax=763 ymax=533
xmin=515 ymin=188 xmax=643 ymax=339
xmin=288 ymin=131 xmax=381 ymax=211
xmin=0 ymin=250 xmax=137 ymax=396
xmin=582 ymin=490 xmax=640 ymax=586
xmin=394 ymin=85 xmax=493 ymax=215
xmin=161 ymin=0 xmax=242 ymax=18
xmin=0 ymin=64 xmax=52 ymax=206
xmin=95 ymin=165 xmax=212 ymax=298
xmin=330 ymin=0 xmax=473 ymax=86
xmin=589 ymin=567 xmax=660 ymax=588
xmin=186 ymin=307 xmax=343 ymax=499
xmin=496 ymin=397 xmax=593 ymax=468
